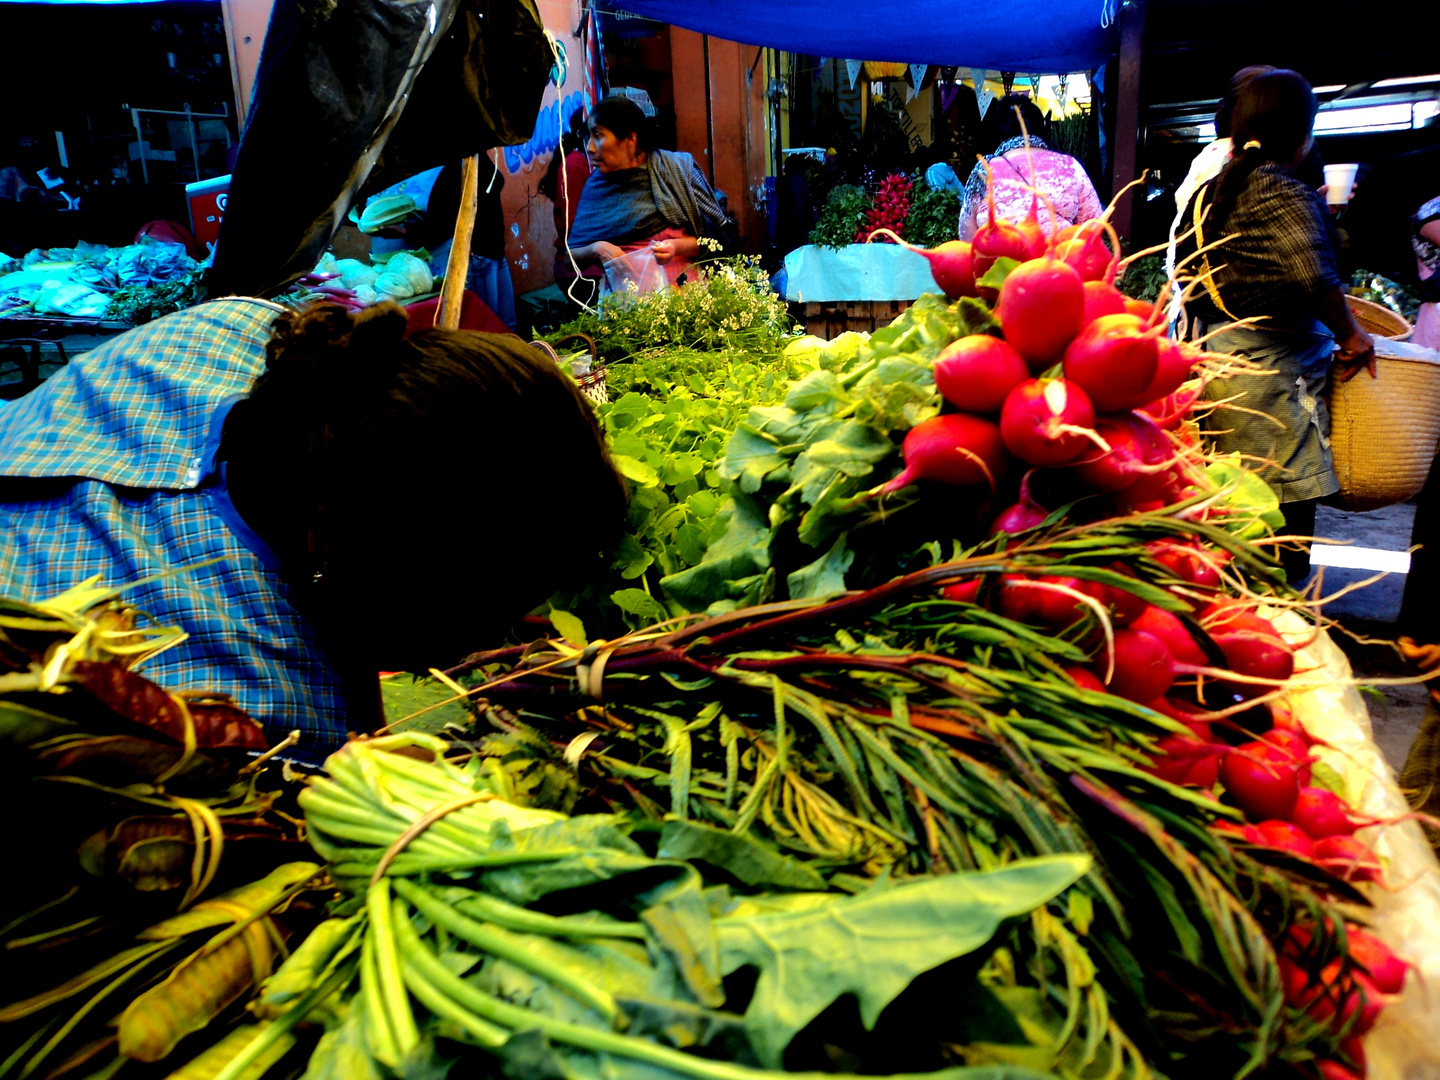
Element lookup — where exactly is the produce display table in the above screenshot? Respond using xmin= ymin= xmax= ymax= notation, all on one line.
xmin=781 ymin=244 xmax=941 ymax=340
xmin=1279 ymin=611 xmax=1440 ymax=1078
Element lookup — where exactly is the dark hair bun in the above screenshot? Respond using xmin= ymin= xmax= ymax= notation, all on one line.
xmin=266 ymin=301 xmax=409 ymax=381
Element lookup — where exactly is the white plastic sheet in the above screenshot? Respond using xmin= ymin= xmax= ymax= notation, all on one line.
xmin=1273 ymin=609 xmax=1440 ymax=1080
xmin=782 ymin=243 xmax=940 ymax=303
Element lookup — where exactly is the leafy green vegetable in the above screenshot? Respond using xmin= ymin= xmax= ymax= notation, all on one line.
xmin=809 ymin=186 xmax=872 ymax=250
xmin=104 ymin=269 xmax=206 ymax=326
xmin=715 ymin=856 xmax=1089 ymax=1066
xmin=1116 ymin=254 xmax=1169 ymax=304
xmin=902 ymin=175 xmax=962 ymax=250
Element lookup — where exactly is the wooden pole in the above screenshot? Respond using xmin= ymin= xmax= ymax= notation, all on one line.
xmin=436 ymin=153 xmax=481 ymax=329
xmin=1109 ymin=0 xmax=1146 ymax=244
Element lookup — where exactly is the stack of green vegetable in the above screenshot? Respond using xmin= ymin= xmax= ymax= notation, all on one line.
xmin=209 ymin=731 xmax=1086 ymax=1080
xmin=809 ymin=174 xmax=961 ymax=251
xmin=0 ymin=582 xmax=323 ymax=1079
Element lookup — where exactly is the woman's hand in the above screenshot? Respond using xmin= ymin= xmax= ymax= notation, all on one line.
xmin=651 ymin=236 xmax=700 ymax=264
xmin=574 ymin=241 xmax=626 ymax=265
xmin=1332 ymin=325 xmax=1377 ymax=381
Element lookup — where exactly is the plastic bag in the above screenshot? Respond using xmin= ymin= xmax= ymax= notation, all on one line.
xmin=207 ymin=0 xmax=550 ymax=299
xmin=113 ymin=238 xmax=198 ymax=288
xmin=33 ymin=281 xmax=111 ymax=318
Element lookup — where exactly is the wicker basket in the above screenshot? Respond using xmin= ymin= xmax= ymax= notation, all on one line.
xmin=1345 ymin=294 xmax=1413 ymax=341
xmin=1326 ymin=348 xmax=1440 ymax=511
xmin=533 ymin=333 xmax=608 ymax=405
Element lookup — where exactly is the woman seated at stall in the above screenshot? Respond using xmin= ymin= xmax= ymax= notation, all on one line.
xmin=566 ymin=96 xmax=728 ymax=286
xmin=959 ymin=95 xmax=1103 ymax=242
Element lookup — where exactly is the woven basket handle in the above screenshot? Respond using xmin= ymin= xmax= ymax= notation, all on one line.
xmin=549 ymin=332 xmax=607 ymax=371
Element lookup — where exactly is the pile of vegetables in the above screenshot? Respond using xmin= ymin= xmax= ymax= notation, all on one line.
xmin=283 ymin=249 xmax=436 ymax=312
xmin=1 ymin=136 xmax=1427 ymax=1080
xmin=0 ymin=581 xmax=324 ymax=1078
xmin=0 ymin=240 xmax=201 ymax=324
xmin=809 ymin=173 xmax=960 ymax=251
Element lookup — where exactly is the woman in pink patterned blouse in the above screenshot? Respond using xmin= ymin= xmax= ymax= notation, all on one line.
xmin=958 ymin=97 xmax=1103 ymax=241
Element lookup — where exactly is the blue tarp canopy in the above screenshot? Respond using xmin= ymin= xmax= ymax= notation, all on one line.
xmin=599 ymin=0 xmax=1118 ymax=72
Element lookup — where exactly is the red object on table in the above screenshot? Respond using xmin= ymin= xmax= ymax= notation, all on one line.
xmin=403 ymin=290 xmax=513 ymax=337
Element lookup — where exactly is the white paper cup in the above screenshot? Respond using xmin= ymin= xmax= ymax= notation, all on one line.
xmin=1324 ymin=163 xmax=1359 ymax=205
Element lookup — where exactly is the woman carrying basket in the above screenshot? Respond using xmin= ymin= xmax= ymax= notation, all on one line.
xmin=1176 ymin=69 xmax=1374 ymax=582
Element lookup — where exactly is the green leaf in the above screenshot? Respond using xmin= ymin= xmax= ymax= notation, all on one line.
xmin=656 ymin=821 xmax=827 ymax=891
xmin=1309 ymin=760 xmax=1348 ymax=797
xmin=786 ymin=534 xmax=855 ymax=601
xmin=613 ymin=455 xmax=660 ymax=488
xmin=610 ymin=589 xmax=668 ymax=624
xmin=715 ymin=855 xmax=1090 ymax=1066
xmin=784 ymin=370 xmax=850 ymax=412
xmin=1205 ymin=454 xmax=1285 ymax=540
xmin=975 ymin=257 xmax=1021 ymax=293
xmin=615 ymin=535 xmax=656 ymax=581
xmin=660 ymin=495 xmax=773 ymax=613
xmin=549 ymin=608 xmax=588 ymax=648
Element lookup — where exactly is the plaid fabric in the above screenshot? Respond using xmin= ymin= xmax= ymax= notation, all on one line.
xmin=1180 ymin=164 xmax=1341 ymax=324
xmin=0 ymin=299 xmax=352 ymax=753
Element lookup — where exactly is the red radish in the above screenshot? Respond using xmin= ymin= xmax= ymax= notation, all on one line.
xmin=1347 ymin=927 xmax=1409 ymax=994
xmin=934 ymin=335 xmax=1028 ymax=413
xmin=1338 ymin=1036 xmax=1366 ymax=1075
xmin=875 ymin=414 xmax=1009 ymax=496
xmin=942 ymin=579 xmax=984 ymax=604
xmin=1101 ymin=568 xmax=1151 ymax=625
xmin=1103 ymin=628 xmax=1177 ymax=702
xmin=996 ymin=575 xmax=1098 ymax=630
xmin=1314 ymin=835 xmax=1383 ymax=884
xmin=1255 ymin=819 xmax=1317 ymax=857
xmin=1318 ymin=1061 xmax=1363 ymax=1080
xmin=989 ymin=470 xmax=1049 ymax=535
xmin=1263 ymin=729 xmax=1314 ymax=785
xmin=1073 ymin=416 xmax=1152 ymax=492
xmin=1220 ymin=740 xmax=1302 ymax=820
xmin=1135 ymin=338 xmax=1197 ymax=404
xmin=867 ymin=230 xmax=977 ymax=299
xmin=997 ymin=257 xmax=1086 ymax=369
xmin=1147 ymin=541 xmax=1223 ymax=589
xmin=1295 ymin=963 xmax=1385 ymax=1035
xmin=1081 ymin=280 xmax=1128 ymax=327
xmin=999 ymin=379 xmax=1100 ymax=467
xmin=1123 ymin=297 xmax=1162 ymax=322
xmin=1129 ymin=605 xmax=1207 ymax=666
xmin=1212 ymin=629 xmax=1295 ymax=699
xmin=1062 ymin=314 xmax=1161 ymax=413
xmin=1054 ymin=220 xmax=1117 ymax=282
xmin=1139 ymin=384 xmax=1204 ymax=431
xmin=1290 ymin=786 xmax=1357 ymax=839
xmin=1065 ymin=666 xmax=1107 ymax=693
xmin=1149 ymin=733 xmax=1224 ymax=787
xmin=972 ymin=159 xmax=1033 ymax=285
xmin=1146 ymin=696 xmax=1213 ymax=739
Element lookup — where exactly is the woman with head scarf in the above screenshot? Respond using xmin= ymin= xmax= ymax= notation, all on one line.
xmin=566 ymin=97 xmax=728 ymax=286
xmin=958 ymin=95 xmax=1102 ymax=242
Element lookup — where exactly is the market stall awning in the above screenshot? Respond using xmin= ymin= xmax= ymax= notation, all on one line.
xmin=597 ymin=0 xmax=1118 ymax=72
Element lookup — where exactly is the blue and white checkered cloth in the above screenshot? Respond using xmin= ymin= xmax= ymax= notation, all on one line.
xmin=0 ymin=298 xmax=351 ymax=753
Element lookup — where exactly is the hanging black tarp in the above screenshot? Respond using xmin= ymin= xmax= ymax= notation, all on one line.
xmin=207 ymin=0 xmax=551 ymax=299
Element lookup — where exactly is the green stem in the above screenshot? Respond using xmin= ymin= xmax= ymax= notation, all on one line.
xmin=360 ymin=921 xmax=400 ymax=1067
xmin=366 ymin=881 xmax=421 ymax=1058
xmin=397 ymin=955 xmax=509 ymax=1048
xmin=423 ymin=881 xmax=646 ymax=940
xmin=392 ymin=879 xmax=622 ymax=1025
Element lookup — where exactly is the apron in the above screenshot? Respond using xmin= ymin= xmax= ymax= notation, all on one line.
xmin=1194 ymin=317 xmax=1340 ymax=504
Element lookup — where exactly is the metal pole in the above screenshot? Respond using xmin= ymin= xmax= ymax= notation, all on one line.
xmin=132 ymin=108 xmax=148 ymax=186
xmin=186 ymin=103 xmax=201 ymax=181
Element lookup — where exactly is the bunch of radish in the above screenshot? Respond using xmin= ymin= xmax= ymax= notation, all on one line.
xmin=857 ymin=173 xmax=914 ymax=245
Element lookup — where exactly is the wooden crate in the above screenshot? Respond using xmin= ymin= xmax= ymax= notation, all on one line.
xmin=799 ymin=299 xmax=912 ymax=339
